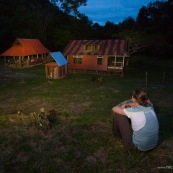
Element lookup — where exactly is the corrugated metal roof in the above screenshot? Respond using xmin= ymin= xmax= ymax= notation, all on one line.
xmin=0 ymin=38 xmax=50 ymax=56
xmin=63 ymin=39 xmax=129 ymax=56
xmin=50 ymin=51 xmax=68 ymax=66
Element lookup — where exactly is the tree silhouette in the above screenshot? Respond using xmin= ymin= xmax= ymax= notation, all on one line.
xmin=51 ymin=0 xmax=87 ymax=17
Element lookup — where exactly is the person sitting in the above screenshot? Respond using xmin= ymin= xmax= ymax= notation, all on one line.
xmin=112 ymin=88 xmax=159 ymax=151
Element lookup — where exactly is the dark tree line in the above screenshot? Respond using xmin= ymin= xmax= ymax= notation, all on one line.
xmin=136 ymin=0 xmax=173 ymax=58
xmin=0 ymin=0 xmax=172 ymax=58
xmin=0 ymin=0 xmax=92 ymax=52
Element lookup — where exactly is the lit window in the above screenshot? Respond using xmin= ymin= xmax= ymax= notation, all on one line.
xmin=85 ymin=44 xmax=100 ymax=51
xmin=73 ymin=55 xmax=83 ymax=64
xmin=85 ymin=44 xmax=92 ymax=51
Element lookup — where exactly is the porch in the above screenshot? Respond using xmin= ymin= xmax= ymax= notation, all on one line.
xmin=107 ymin=56 xmax=125 ymax=76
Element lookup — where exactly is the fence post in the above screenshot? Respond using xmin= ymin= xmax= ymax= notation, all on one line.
xmin=145 ymin=71 xmax=148 ymax=93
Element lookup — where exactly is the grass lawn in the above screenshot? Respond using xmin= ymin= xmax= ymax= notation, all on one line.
xmin=0 ymin=56 xmax=173 ymax=172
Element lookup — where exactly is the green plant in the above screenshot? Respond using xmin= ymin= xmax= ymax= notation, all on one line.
xmin=97 ymin=76 xmax=104 ymax=85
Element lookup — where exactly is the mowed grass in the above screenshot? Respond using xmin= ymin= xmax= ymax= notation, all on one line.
xmin=0 ymin=56 xmax=173 ymax=173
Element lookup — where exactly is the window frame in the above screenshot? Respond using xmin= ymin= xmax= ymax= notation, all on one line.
xmin=73 ymin=55 xmax=83 ymax=64
xmin=97 ymin=55 xmax=103 ymax=65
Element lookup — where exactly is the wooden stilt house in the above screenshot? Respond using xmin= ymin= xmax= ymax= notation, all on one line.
xmin=0 ymin=38 xmax=50 ymax=68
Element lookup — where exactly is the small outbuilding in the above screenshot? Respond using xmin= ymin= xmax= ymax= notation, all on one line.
xmin=0 ymin=38 xmax=50 ymax=68
xmin=45 ymin=51 xmax=68 ymax=79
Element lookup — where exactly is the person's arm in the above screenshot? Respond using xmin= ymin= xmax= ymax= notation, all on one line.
xmin=112 ymin=103 xmax=126 ymax=115
xmin=112 ymin=99 xmax=135 ymax=115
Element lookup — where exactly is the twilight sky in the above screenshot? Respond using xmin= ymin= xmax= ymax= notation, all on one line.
xmin=79 ymin=0 xmax=156 ymax=25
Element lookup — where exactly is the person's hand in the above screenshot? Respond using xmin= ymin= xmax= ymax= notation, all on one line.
xmin=125 ymin=104 xmax=131 ymax=108
xmin=147 ymin=99 xmax=153 ymax=106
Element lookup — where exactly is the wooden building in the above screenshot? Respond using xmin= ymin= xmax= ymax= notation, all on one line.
xmin=45 ymin=51 xmax=68 ymax=79
xmin=63 ymin=39 xmax=130 ymax=75
xmin=0 ymin=38 xmax=50 ymax=68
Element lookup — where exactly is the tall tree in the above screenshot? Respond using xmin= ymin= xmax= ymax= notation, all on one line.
xmin=91 ymin=23 xmax=104 ymax=39
xmin=136 ymin=0 xmax=173 ymax=58
xmin=50 ymin=0 xmax=87 ymax=17
xmin=119 ymin=30 xmax=152 ymax=55
xmin=119 ymin=17 xmax=136 ymax=31
xmin=137 ymin=0 xmax=173 ymax=33
xmin=103 ymin=22 xmax=119 ymax=39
